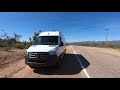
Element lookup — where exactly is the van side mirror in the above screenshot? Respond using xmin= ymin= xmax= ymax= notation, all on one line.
xmin=60 ymin=42 xmax=63 ymax=46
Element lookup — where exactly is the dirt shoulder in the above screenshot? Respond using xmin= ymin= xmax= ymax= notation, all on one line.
xmin=0 ymin=49 xmax=26 ymax=69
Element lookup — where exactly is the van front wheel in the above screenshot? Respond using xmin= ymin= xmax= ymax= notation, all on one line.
xmin=56 ymin=60 xmax=60 ymax=65
xmin=56 ymin=56 xmax=61 ymax=67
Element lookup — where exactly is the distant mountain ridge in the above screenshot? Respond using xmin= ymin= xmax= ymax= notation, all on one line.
xmin=67 ymin=40 xmax=120 ymax=46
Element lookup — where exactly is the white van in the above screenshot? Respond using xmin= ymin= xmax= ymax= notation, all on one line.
xmin=25 ymin=31 xmax=66 ymax=68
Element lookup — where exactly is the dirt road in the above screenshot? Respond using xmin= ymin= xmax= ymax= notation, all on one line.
xmin=0 ymin=45 xmax=120 ymax=78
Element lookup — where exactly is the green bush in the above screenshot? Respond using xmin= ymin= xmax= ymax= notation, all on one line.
xmin=14 ymin=43 xmax=25 ymax=49
xmin=4 ymin=47 xmax=11 ymax=51
xmin=25 ymin=44 xmax=30 ymax=49
xmin=0 ymin=44 xmax=4 ymax=47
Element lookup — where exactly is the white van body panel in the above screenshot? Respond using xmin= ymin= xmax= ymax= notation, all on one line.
xmin=27 ymin=45 xmax=58 ymax=53
xmin=39 ymin=31 xmax=59 ymax=36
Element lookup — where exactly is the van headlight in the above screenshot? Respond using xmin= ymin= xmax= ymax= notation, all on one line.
xmin=49 ymin=49 xmax=56 ymax=55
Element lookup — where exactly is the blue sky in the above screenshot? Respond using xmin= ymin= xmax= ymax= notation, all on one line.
xmin=0 ymin=12 xmax=120 ymax=42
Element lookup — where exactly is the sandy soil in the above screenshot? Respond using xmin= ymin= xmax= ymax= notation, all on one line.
xmin=0 ymin=49 xmax=25 ymax=69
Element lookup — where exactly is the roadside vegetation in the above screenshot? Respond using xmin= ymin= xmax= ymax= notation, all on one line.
xmin=0 ymin=30 xmax=41 ymax=51
xmin=67 ymin=41 xmax=120 ymax=50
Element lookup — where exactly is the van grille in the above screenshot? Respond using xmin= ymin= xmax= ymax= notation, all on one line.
xmin=28 ymin=52 xmax=48 ymax=59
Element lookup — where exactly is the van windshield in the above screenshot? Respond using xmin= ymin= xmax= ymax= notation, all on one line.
xmin=33 ymin=36 xmax=58 ymax=45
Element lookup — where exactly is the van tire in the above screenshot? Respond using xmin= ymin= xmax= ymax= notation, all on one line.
xmin=64 ymin=49 xmax=66 ymax=56
xmin=29 ymin=66 xmax=36 ymax=69
xmin=56 ymin=60 xmax=60 ymax=65
xmin=55 ymin=55 xmax=61 ymax=67
xmin=62 ymin=49 xmax=66 ymax=59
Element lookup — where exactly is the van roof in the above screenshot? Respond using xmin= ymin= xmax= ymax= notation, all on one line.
xmin=39 ymin=31 xmax=60 ymax=36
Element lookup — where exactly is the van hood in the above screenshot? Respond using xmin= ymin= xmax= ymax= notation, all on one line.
xmin=27 ymin=45 xmax=58 ymax=52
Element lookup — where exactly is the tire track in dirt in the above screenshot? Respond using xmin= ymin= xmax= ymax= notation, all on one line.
xmin=0 ymin=59 xmax=26 ymax=78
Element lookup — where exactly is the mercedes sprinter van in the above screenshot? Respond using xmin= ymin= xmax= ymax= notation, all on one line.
xmin=25 ymin=31 xmax=66 ymax=68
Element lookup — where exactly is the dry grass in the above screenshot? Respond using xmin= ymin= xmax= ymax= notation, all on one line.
xmin=0 ymin=49 xmax=25 ymax=69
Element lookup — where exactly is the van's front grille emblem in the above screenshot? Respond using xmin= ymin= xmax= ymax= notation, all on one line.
xmin=29 ymin=52 xmax=48 ymax=59
xmin=29 ymin=53 xmax=38 ymax=58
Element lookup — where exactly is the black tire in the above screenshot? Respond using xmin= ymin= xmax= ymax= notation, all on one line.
xmin=55 ymin=56 xmax=61 ymax=68
xmin=57 ymin=60 xmax=61 ymax=65
xmin=28 ymin=65 xmax=38 ymax=69
xmin=61 ymin=49 xmax=66 ymax=60
xmin=63 ymin=49 xmax=66 ymax=57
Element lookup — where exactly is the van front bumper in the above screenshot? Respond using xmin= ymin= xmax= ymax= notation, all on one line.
xmin=25 ymin=54 xmax=59 ymax=67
